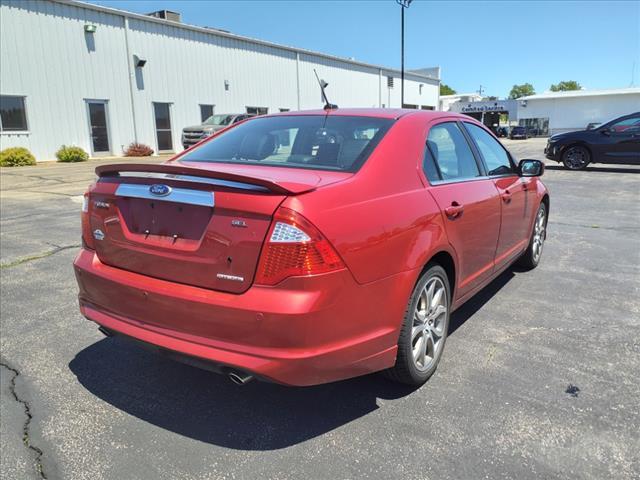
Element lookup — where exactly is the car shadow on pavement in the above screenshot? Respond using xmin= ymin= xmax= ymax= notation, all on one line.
xmin=69 ymin=268 xmax=516 ymax=451
xmin=69 ymin=338 xmax=419 ymax=450
xmin=545 ymin=164 xmax=640 ymax=174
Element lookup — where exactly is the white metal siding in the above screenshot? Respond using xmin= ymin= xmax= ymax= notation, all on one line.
xmin=0 ymin=0 xmax=440 ymax=160
xmin=0 ymin=0 xmax=134 ymax=159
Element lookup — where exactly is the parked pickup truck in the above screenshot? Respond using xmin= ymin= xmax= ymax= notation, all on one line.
xmin=182 ymin=114 xmax=253 ymax=149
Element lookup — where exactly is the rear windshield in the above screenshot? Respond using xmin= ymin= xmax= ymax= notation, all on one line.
xmin=180 ymin=115 xmax=395 ymax=172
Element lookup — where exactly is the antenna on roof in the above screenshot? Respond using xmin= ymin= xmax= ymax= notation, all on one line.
xmin=314 ymin=69 xmax=338 ymax=111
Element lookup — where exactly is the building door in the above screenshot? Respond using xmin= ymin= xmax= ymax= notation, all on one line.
xmin=153 ymin=102 xmax=173 ymax=152
xmin=86 ymin=101 xmax=111 ymax=155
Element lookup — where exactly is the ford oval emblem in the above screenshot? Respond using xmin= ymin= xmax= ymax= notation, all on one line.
xmin=149 ymin=184 xmax=172 ymax=196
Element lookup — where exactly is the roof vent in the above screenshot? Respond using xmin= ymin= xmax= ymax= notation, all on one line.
xmin=146 ymin=10 xmax=181 ymax=23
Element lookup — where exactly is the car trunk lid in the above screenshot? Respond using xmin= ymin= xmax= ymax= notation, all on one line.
xmin=89 ymin=163 xmax=350 ymax=293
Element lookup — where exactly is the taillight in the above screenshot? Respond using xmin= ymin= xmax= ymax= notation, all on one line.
xmin=255 ymin=207 xmax=345 ymax=285
xmin=81 ymin=191 xmax=95 ymax=250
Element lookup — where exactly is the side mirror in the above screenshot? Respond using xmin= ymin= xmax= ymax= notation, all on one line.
xmin=518 ymin=159 xmax=544 ymax=177
xmin=601 ymin=128 xmax=611 ymax=136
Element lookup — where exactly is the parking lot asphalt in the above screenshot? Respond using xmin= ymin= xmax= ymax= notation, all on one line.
xmin=1 ymin=141 xmax=639 ymax=480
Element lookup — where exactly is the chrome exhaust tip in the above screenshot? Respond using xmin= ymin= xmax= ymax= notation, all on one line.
xmin=98 ymin=326 xmax=114 ymax=337
xmin=228 ymin=371 xmax=254 ymax=385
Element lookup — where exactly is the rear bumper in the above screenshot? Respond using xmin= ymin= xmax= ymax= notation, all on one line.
xmin=74 ymin=248 xmax=414 ymax=386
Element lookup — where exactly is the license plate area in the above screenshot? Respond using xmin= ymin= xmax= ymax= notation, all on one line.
xmin=116 ymin=197 xmax=213 ymax=240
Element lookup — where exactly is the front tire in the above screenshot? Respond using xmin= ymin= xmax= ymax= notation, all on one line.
xmin=517 ymin=203 xmax=547 ymax=270
xmin=384 ymin=264 xmax=450 ymax=386
xmin=562 ymin=145 xmax=590 ymax=170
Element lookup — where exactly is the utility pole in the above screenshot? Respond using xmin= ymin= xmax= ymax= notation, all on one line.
xmin=477 ymin=84 xmax=485 ymax=97
xmin=397 ymin=0 xmax=412 ymax=107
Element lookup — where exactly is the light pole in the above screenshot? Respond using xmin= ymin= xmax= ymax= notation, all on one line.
xmin=397 ymin=0 xmax=412 ymax=107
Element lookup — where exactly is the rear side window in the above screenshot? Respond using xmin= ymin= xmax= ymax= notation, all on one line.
xmin=425 ymin=122 xmax=480 ymax=181
xmin=464 ymin=123 xmax=514 ymax=176
xmin=180 ymin=115 xmax=394 ymax=172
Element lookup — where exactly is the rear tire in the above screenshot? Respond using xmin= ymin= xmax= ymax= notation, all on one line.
xmin=562 ymin=145 xmax=590 ymax=170
xmin=384 ymin=264 xmax=450 ymax=386
xmin=517 ymin=203 xmax=547 ymax=270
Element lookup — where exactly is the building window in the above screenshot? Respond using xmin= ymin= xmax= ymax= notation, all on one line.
xmin=279 ymin=108 xmax=290 ymax=112
xmin=387 ymin=76 xmax=394 ymax=88
xmin=200 ymin=104 xmax=214 ymax=122
xmin=421 ymin=105 xmax=434 ymax=110
xmin=246 ymin=106 xmax=268 ymax=116
xmin=0 ymin=95 xmax=28 ymax=131
xmin=402 ymin=104 xmax=418 ymax=109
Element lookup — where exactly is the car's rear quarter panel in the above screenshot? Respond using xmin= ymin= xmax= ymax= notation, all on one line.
xmin=283 ymin=114 xmax=455 ymax=332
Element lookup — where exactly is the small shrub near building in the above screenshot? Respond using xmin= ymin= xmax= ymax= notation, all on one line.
xmin=124 ymin=143 xmax=154 ymax=157
xmin=0 ymin=147 xmax=37 ymax=167
xmin=56 ymin=145 xmax=89 ymax=163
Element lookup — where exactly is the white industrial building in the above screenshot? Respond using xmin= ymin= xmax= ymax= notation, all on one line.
xmin=443 ymin=87 xmax=640 ymax=136
xmin=0 ymin=0 xmax=440 ymax=160
xmin=517 ymin=88 xmax=640 ymax=135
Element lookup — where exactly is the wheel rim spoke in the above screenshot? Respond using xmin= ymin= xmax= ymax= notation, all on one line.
xmin=431 ymin=286 xmax=443 ymax=311
xmin=412 ymin=324 xmax=422 ymax=342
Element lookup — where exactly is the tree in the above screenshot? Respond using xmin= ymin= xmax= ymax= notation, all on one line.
xmin=440 ymin=84 xmax=456 ymax=96
xmin=509 ymin=83 xmax=535 ymax=99
xmin=549 ymin=80 xmax=582 ymax=92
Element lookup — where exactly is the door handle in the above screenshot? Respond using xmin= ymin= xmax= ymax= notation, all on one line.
xmin=444 ymin=202 xmax=464 ymax=219
xmin=501 ymin=190 xmax=512 ymax=203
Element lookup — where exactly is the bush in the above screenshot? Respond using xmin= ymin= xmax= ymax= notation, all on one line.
xmin=56 ymin=145 xmax=88 ymax=163
xmin=0 ymin=147 xmax=36 ymax=167
xmin=124 ymin=142 xmax=154 ymax=157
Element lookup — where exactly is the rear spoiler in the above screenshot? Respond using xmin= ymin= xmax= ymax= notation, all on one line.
xmin=95 ymin=163 xmax=316 ymax=195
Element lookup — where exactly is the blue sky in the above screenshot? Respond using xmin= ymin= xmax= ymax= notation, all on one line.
xmin=88 ymin=0 xmax=640 ymax=98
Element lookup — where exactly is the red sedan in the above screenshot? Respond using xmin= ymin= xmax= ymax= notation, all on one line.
xmin=74 ymin=109 xmax=549 ymax=387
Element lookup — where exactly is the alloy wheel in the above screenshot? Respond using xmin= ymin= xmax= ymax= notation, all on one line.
xmin=532 ymin=206 xmax=546 ymax=262
xmin=564 ymin=146 xmax=589 ymax=170
xmin=412 ymin=277 xmax=448 ymax=371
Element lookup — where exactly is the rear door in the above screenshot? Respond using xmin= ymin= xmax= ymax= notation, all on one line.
xmin=602 ymin=115 xmax=640 ymax=164
xmin=423 ymin=121 xmax=501 ymax=298
xmin=462 ymin=122 xmax=533 ymax=270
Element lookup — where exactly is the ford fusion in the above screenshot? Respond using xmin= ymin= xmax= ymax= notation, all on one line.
xmin=74 ymin=109 xmax=549 ymax=387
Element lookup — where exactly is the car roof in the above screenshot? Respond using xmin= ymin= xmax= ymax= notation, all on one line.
xmin=263 ymin=108 xmax=471 ymax=121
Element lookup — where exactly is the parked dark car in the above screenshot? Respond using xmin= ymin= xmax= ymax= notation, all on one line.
xmin=545 ymin=112 xmax=640 ymax=169
xmin=509 ymin=126 xmax=529 ymax=139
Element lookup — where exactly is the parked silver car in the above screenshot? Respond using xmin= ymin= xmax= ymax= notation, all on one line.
xmin=182 ymin=114 xmax=253 ymax=149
